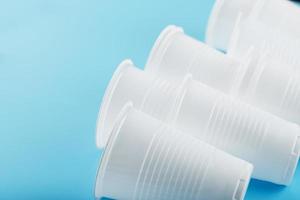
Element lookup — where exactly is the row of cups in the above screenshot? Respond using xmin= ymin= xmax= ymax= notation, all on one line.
xmin=95 ymin=0 xmax=300 ymax=199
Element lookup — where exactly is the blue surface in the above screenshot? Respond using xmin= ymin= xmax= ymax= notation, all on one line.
xmin=0 ymin=0 xmax=299 ymax=199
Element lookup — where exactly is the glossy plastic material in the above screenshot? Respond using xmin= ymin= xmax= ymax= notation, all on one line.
xmin=95 ymin=104 xmax=253 ymax=200
xmin=146 ymin=25 xmax=300 ymax=125
xmin=96 ymin=60 xmax=300 ymax=185
xmin=206 ymin=0 xmax=300 ymax=51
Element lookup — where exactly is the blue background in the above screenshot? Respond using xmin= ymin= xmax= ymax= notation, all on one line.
xmin=0 ymin=0 xmax=299 ymax=199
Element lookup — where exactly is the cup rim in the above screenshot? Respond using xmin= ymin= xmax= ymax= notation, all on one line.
xmin=94 ymin=102 xmax=134 ymax=198
xmin=145 ymin=25 xmax=183 ymax=73
xmin=96 ymin=60 xmax=133 ymax=148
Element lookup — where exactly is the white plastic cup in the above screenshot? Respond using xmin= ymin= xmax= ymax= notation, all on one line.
xmin=95 ymin=104 xmax=253 ymax=200
xmin=227 ymin=16 xmax=300 ymax=72
xmin=96 ymin=59 xmax=300 ymax=185
xmin=249 ymin=0 xmax=300 ymax=41
xmin=206 ymin=0 xmax=300 ymax=51
xmin=146 ymin=25 xmax=248 ymax=94
xmin=146 ymin=25 xmax=300 ymax=125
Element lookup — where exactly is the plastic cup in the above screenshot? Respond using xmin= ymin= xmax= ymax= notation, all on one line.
xmin=205 ymin=0 xmax=258 ymax=51
xmin=227 ymin=16 xmax=300 ymax=72
xmin=145 ymin=25 xmax=249 ymax=94
xmin=205 ymin=0 xmax=300 ymax=51
xmin=95 ymin=104 xmax=253 ymax=200
xmin=249 ymin=0 xmax=300 ymax=41
xmin=96 ymin=59 xmax=300 ymax=185
xmin=146 ymin=25 xmax=300 ymax=125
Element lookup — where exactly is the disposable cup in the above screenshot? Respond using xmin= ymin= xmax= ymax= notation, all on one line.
xmin=96 ymin=59 xmax=300 ymax=185
xmin=145 ymin=25 xmax=249 ymax=94
xmin=227 ymin=16 xmax=300 ymax=72
xmin=205 ymin=0 xmax=300 ymax=51
xmin=205 ymin=0 xmax=258 ymax=51
xmin=249 ymin=0 xmax=300 ymax=41
xmin=146 ymin=25 xmax=300 ymax=125
xmin=95 ymin=104 xmax=253 ymax=200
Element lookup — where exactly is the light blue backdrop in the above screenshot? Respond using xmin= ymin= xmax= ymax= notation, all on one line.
xmin=0 ymin=0 xmax=299 ymax=199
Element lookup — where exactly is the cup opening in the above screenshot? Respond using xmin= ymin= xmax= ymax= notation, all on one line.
xmin=94 ymin=102 xmax=134 ymax=198
xmin=96 ymin=60 xmax=133 ymax=148
xmin=145 ymin=25 xmax=183 ymax=73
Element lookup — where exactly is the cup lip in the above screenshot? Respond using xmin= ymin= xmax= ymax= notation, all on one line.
xmin=205 ymin=0 xmax=225 ymax=47
xmin=145 ymin=25 xmax=183 ymax=73
xmin=96 ymin=59 xmax=133 ymax=148
xmin=94 ymin=102 xmax=134 ymax=199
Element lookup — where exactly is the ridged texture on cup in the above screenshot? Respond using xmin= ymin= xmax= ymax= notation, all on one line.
xmin=201 ymin=96 xmax=268 ymax=151
xmin=228 ymin=18 xmax=300 ymax=72
xmin=280 ymin=72 xmax=300 ymax=121
xmin=175 ymin=80 xmax=300 ymax=184
xmin=132 ymin=125 xmax=213 ymax=200
xmin=96 ymin=107 xmax=253 ymax=200
xmin=146 ymin=25 xmax=243 ymax=93
xmin=140 ymin=78 xmax=179 ymax=124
